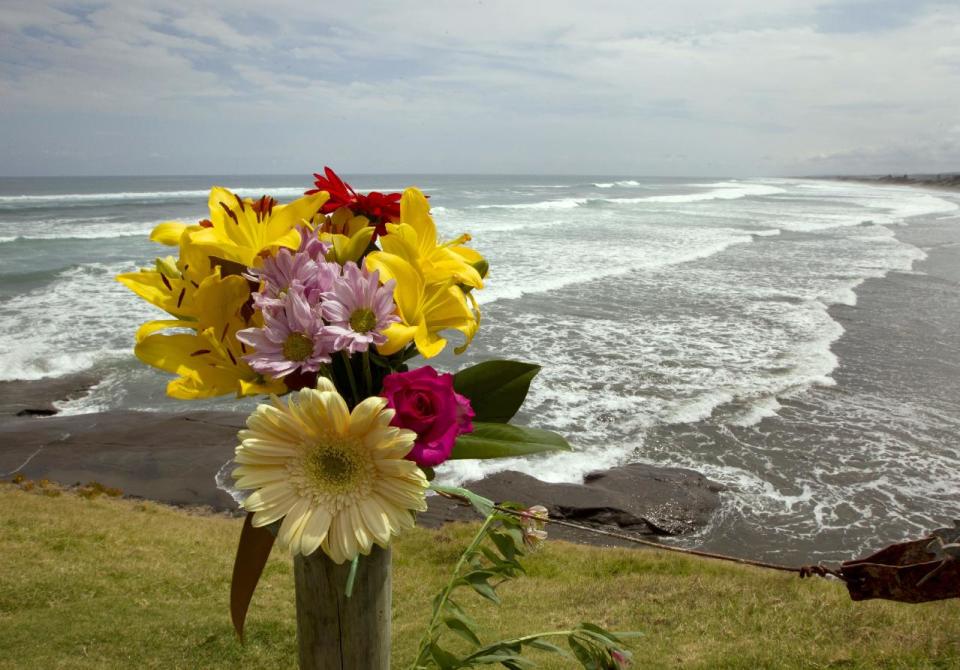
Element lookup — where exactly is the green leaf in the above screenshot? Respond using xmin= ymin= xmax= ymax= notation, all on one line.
xmin=453 ymin=360 xmax=540 ymax=423
xmin=568 ymin=637 xmax=599 ymax=670
xmin=444 ymin=599 xmax=477 ymax=629
xmin=489 ymin=530 xmax=519 ymax=562
xmin=504 ymin=527 xmax=526 ymax=552
xmin=524 ymin=638 xmax=570 ymax=656
xmin=430 ymin=484 xmax=495 ymax=517
xmin=465 ymin=652 xmax=526 ymax=665
xmin=444 ymin=617 xmax=482 ymax=646
xmin=577 ymin=622 xmax=621 ymax=646
xmin=430 ymin=643 xmax=462 ymax=670
xmin=464 ymin=572 xmax=500 ymax=604
xmin=464 ymin=642 xmax=530 ymax=666
xmin=451 ymin=422 xmax=571 ymax=460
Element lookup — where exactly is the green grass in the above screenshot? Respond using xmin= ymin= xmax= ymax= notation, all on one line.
xmin=1 ymin=485 xmax=958 ymax=669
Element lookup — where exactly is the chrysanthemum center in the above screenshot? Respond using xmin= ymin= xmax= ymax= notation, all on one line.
xmin=282 ymin=332 xmax=314 ymax=361
xmin=304 ymin=441 xmax=365 ymax=493
xmin=349 ymin=308 xmax=377 ymax=333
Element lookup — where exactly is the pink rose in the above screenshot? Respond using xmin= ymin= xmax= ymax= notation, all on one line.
xmin=381 ymin=366 xmax=475 ymax=468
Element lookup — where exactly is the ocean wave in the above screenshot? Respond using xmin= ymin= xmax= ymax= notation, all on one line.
xmin=594 ymin=180 xmax=642 ymax=188
xmin=474 ymin=197 xmax=589 ymax=211
xmin=727 ymin=396 xmax=783 ymax=427
xmin=0 ymin=223 xmax=158 ymax=243
xmin=479 ymin=234 xmax=752 ymax=304
xmin=467 ymin=181 xmax=785 ymax=211
xmin=613 ymin=182 xmax=786 ymax=204
xmin=0 ymin=262 xmax=155 ymax=381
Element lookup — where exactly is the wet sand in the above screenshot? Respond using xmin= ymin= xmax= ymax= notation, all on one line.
xmin=643 ymin=207 xmax=960 ymax=563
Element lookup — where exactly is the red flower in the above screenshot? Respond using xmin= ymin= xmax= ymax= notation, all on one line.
xmin=306 ymin=166 xmax=402 ymax=237
xmin=381 ymin=366 xmax=475 ymax=468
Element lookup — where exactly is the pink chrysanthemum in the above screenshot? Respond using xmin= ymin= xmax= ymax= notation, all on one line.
xmin=237 ymin=286 xmax=334 ymax=378
xmin=249 ymin=247 xmax=338 ymax=308
xmin=297 ymin=224 xmax=332 ymax=263
xmin=321 ymin=262 xmax=398 ymax=354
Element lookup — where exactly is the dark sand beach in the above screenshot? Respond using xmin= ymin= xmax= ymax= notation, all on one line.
xmin=828 ymin=173 xmax=960 ymax=190
xmin=644 ymin=202 xmax=960 ymax=563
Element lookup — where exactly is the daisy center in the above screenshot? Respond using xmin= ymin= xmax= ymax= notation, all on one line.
xmin=282 ymin=332 xmax=314 ymax=361
xmin=304 ymin=440 xmax=365 ymax=494
xmin=349 ymin=308 xmax=377 ymax=333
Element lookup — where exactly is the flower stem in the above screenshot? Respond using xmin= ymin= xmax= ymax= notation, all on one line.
xmin=409 ymin=514 xmax=498 ymax=670
xmin=316 ymin=363 xmax=334 ymax=385
xmin=362 ymin=350 xmax=374 ymax=397
xmin=340 ymin=352 xmax=361 ymax=406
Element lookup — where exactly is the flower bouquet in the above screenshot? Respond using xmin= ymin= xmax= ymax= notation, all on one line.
xmin=119 ymin=169 xmax=632 ymax=669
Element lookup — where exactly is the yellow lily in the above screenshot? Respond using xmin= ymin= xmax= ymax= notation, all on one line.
xmin=364 ymin=187 xmax=485 ymax=357
xmin=117 ymin=199 xmax=297 ymax=399
xmin=310 ymin=207 xmax=375 ymax=264
xmin=116 ymin=223 xmax=215 ymax=320
xmin=379 ymin=188 xmax=485 ymax=289
xmin=365 ymin=251 xmax=477 ymax=359
xmin=187 ymin=188 xmax=329 ymax=268
xmin=133 ymin=270 xmax=285 ymax=399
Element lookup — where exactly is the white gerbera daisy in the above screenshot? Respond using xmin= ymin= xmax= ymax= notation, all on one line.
xmin=233 ymin=378 xmax=428 ymax=562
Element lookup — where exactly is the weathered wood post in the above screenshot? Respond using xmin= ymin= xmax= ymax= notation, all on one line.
xmin=293 ymin=545 xmax=392 ymax=669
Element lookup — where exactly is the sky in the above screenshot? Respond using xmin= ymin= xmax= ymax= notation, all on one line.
xmin=2 ymin=0 xmax=959 ymax=177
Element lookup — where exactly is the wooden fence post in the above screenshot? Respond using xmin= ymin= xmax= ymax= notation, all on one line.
xmin=293 ymin=545 xmax=392 ymax=669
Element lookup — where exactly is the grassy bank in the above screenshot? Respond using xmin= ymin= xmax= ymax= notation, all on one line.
xmin=1 ymin=485 xmax=957 ymax=669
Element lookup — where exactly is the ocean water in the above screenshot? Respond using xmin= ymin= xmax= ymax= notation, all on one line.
xmin=2 ymin=174 xmax=957 ymax=562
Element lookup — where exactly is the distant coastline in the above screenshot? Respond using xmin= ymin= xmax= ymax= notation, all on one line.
xmin=820 ymin=172 xmax=960 ymax=190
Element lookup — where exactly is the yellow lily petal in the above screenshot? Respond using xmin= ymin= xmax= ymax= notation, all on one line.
xmin=327 ymin=226 xmax=375 ymax=265
xmin=135 ymin=333 xmax=209 ymax=377
xmin=376 ymin=322 xmax=419 ymax=356
xmin=239 ymin=377 xmax=288 ymax=397
xmin=413 ymin=325 xmax=446 ymax=359
xmin=378 ymin=223 xmax=421 ymax=266
xmin=150 ymin=221 xmax=188 ymax=246
xmin=194 ymin=273 xmax=250 ymax=327
xmin=400 ymin=188 xmax=438 ymax=257
xmin=365 ymin=252 xmax=423 ymax=323
xmin=135 ymin=319 xmax=195 ymax=343
xmin=116 ymin=270 xmax=192 ymax=319
xmin=191 ymin=188 xmax=327 ymax=267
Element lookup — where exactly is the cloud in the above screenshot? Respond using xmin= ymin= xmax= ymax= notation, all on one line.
xmin=1 ymin=0 xmax=959 ymax=175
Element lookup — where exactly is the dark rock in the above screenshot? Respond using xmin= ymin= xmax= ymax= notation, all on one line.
xmin=16 ymin=408 xmax=59 ymax=417
xmin=0 ymin=374 xmax=99 ymax=417
xmin=421 ymin=463 xmax=723 ymax=547
xmin=0 ymin=410 xmax=244 ymax=510
xmin=0 ymin=393 xmax=724 ymax=549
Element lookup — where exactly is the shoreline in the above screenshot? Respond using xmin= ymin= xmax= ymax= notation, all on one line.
xmin=817 ymin=173 xmax=960 ymax=191
xmin=2 ymin=182 xmax=958 ymax=559
xmin=644 ymin=202 xmax=960 ymax=563
xmin=0 ymin=381 xmax=723 ymax=548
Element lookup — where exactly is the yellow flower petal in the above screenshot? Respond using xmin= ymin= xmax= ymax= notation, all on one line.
xmin=299 ymin=506 xmax=333 ymax=557
xmin=234 ymin=387 xmax=427 ymax=561
xmin=149 ymin=221 xmax=189 ymax=246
